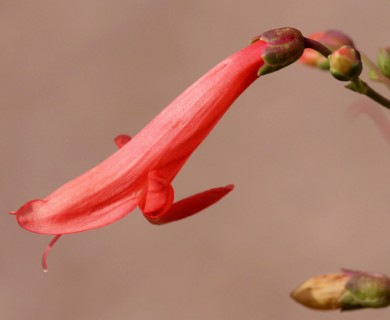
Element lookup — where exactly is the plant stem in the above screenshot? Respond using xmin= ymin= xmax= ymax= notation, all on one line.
xmin=347 ymin=78 xmax=390 ymax=109
xmin=303 ymin=37 xmax=332 ymax=57
xmin=360 ymin=52 xmax=390 ymax=90
xmin=303 ymin=37 xmax=390 ymax=109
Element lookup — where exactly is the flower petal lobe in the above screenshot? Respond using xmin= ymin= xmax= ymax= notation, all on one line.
xmin=16 ymin=197 xmax=139 ymax=234
xmin=145 ymin=184 xmax=234 ymax=225
xmin=140 ymin=170 xmax=174 ymax=217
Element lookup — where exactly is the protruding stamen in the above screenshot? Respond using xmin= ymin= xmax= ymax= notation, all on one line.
xmin=42 ymin=234 xmax=62 ymax=272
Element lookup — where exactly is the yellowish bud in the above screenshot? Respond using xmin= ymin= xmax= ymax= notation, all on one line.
xmin=328 ymin=46 xmax=362 ymax=81
xmin=291 ymin=273 xmax=348 ymax=310
xmin=291 ymin=269 xmax=390 ymax=311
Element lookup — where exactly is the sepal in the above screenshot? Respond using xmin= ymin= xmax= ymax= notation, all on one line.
xmin=252 ymin=27 xmax=305 ymax=76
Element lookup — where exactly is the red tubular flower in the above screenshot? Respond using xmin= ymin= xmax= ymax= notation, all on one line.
xmin=11 ymin=27 xmax=305 ymax=270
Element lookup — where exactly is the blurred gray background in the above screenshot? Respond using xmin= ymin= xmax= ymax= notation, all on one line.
xmin=1 ymin=1 xmax=390 ymax=319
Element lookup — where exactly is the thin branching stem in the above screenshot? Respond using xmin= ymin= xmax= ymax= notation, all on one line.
xmin=304 ymin=37 xmax=390 ymax=109
xmin=347 ymin=78 xmax=390 ymax=109
xmin=303 ymin=37 xmax=332 ymax=57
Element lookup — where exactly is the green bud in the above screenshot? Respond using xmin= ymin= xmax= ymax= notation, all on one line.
xmin=377 ymin=47 xmax=390 ymax=78
xmin=341 ymin=269 xmax=390 ymax=310
xmin=328 ymin=45 xmax=362 ymax=81
xmin=291 ymin=269 xmax=390 ymax=311
xmin=252 ymin=27 xmax=305 ymax=76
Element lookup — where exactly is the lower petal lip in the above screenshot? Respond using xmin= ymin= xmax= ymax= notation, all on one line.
xmin=16 ymin=197 xmax=139 ymax=235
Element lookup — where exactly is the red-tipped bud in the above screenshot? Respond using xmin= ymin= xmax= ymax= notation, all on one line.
xmin=252 ymin=27 xmax=305 ymax=76
xmin=300 ymin=30 xmax=354 ymax=69
xmin=378 ymin=47 xmax=390 ymax=78
xmin=328 ymin=45 xmax=362 ymax=81
xmin=291 ymin=269 xmax=390 ymax=311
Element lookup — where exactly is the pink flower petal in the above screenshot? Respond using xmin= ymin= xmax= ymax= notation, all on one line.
xmin=12 ymin=36 xmax=270 ymax=269
xmin=16 ymin=196 xmax=139 ymax=234
xmin=145 ymin=184 xmax=234 ymax=225
xmin=139 ymin=170 xmax=174 ymax=216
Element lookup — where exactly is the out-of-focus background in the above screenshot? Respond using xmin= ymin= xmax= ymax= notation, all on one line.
xmin=1 ymin=1 xmax=390 ymax=319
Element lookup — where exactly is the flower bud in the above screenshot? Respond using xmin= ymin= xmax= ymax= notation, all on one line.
xmin=251 ymin=27 xmax=305 ymax=76
xmin=291 ymin=272 xmax=349 ymax=310
xmin=299 ymin=30 xmax=354 ymax=69
xmin=328 ymin=45 xmax=362 ymax=81
xmin=291 ymin=269 xmax=390 ymax=311
xmin=377 ymin=47 xmax=390 ymax=78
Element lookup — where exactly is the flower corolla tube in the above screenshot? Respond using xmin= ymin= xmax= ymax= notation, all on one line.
xmin=11 ymin=27 xmax=305 ymax=270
